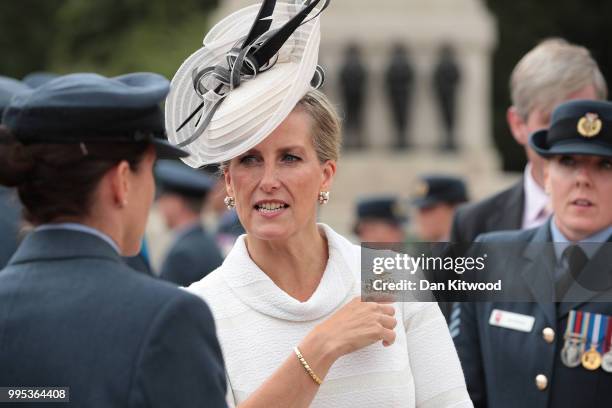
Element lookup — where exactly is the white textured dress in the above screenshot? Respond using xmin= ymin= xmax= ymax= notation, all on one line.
xmin=189 ymin=224 xmax=472 ymax=407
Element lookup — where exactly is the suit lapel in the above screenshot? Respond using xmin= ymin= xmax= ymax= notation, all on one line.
xmin=520 ymin=221 xmax=556 ymax=324
xmin=487 ymin=180 xmax=524 ymax=231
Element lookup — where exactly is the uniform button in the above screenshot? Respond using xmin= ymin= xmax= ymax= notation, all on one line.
xmin=535 ymin=374 xmax=548 ymax=391
xmin=542 ymin=327 xmax=555 ymax=344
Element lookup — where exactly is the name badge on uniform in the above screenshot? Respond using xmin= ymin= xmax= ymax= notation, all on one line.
xmin=489 ymin=309 xmax=535 ymax=332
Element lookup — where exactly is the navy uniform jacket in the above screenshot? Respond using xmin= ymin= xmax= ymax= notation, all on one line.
xmin=0 ymin=228 xmax=227 ymax=408
xmin=453 ymin=221 xmax=612 ymax=408
xmin=160 ymin=224 xmax=223 ymax=287
xmin=0 ymin=187 xmax=21 ymax=268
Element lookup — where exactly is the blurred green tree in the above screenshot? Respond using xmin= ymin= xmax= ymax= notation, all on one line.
xmin=0 ymin=0 xmax=218 ymax=79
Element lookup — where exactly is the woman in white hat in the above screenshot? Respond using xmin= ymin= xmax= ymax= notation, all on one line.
xmin=166 ymin=1 xmax=471 ymax=407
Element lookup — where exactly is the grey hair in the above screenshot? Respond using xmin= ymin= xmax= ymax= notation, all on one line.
xmin=510 ymin=38 xmax=607 ymax=120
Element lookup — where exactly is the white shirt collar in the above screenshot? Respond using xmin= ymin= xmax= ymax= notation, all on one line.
xmin=522 ymin=163 xmax=550 ymax=229
xmin=550 ymin=217 xmax=612 ymax=261
xmin=35 ymin=222 xmax=121 ymax=254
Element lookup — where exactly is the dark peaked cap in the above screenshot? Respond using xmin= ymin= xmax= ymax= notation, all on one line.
xmin=2 ymin=73 xmax=187 ymax=159
xmin=356 ymin=196 xmax=408 ymax=224
xmin=412 ymin=175 xmax=468 ymax=208
xmin=155 ymin=160 xmax=215 ymax=197
xmin=530 ymin=99 xmax=612 ymax=158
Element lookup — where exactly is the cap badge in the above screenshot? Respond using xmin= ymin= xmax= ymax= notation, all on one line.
xmin=577 ymin=112 xmax=602 ymax=138
xmin=413 ymin=180 xmax=429 ymax=198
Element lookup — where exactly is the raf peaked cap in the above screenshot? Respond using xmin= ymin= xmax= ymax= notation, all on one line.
xmin=356 ymin=196 xmax=408 ymax=224
xmin=2 ymin=72 xmax=187 ymax=159
xmin=530 ymin=99 xmax=612 ymax=158
xmin=155 ymin=160 xmax=215 ymax=197
xmin=0 ymin=76 xmax=29 ymax=117
xmin=411 ymin=175 xmax=468 ymax=209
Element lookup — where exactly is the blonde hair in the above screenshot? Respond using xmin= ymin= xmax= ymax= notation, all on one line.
xmin=295 ymin=89 xmax=342 ymax=163
xmin=510 ymin=38 xmax=607 ymax=120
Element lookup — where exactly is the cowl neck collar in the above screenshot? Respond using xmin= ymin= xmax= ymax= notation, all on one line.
xmin=220 ymin=223 xmax=357 ymax=321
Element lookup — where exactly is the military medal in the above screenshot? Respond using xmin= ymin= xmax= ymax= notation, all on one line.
xmin=561 ymin=311 xmax=586 ymax=368
xmin=581 ymin=313 xmax=605 ymax=370
xmin=601 ymin=316 xmax=612 ymax=373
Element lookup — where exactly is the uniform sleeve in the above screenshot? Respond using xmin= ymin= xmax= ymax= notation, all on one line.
xmin=450 ymin=302 xmax=486 ymax=408
xmin=402 ymin=302 xmax=473 ymax=408
xmin=130 ymin=292 xmax=228 ymax=408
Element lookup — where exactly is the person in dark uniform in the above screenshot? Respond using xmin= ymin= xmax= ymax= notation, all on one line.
xmin=339 ymin=43 xmax=367 ymax=149
xmin=0 ymin=76 xmax=28 ymax=268
xmin=156 ymin=160 xmax=223 ymax=286
xmin=412 ymin=175 xmax=468 ymax=242
xmin=452 ymin=99 xmax=612 ymax=408
xmin=385 ymin=44 xmax=414 ymax=149
xmin=432 ymin=44 xmax=461 ymax=151
xmin=0 ymin=73 xmax=227 ymax=408
xmin=353 ymin=196 xmax=407 ymax=243
xmin=450 ymin=39 xmax=607 ymax=243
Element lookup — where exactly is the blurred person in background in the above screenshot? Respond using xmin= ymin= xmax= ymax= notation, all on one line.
xmin=0 ymin=76 xmax=28 ymax=268
xmin=353 ymin=195 xmax=407 ymax=243
xmin=451 ymin=38 xmax=607 ymax=243
xmin=0 ymin=73 xmax=227 ymax=407
xmin=412 ymin=174 xmax=468 ymax=242
xmin=156 ymin=159 xmax=223 ymax=286
xmin=164 ymin=1 xmax=472 ymax=406
xmin=453 ymin=99 xmax=612 ymax=408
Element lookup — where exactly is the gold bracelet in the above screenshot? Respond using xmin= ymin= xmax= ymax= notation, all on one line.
xmin=293 ymin=346 xmax=323 ymax=385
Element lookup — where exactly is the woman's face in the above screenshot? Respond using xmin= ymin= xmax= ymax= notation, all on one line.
xmin=545 ymin=154 xmax=612 ymax=241
xmin=225 ymin=109 xmax=336 ymax=241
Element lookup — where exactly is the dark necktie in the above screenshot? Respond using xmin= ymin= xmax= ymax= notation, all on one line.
xmin=556 ymin=245 xmax=588 ymax=301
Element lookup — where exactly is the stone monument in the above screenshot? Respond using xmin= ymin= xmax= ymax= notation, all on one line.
xmin=202 ymin=0 xmax=507 ymax=238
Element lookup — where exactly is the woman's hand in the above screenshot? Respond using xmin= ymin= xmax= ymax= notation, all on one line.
xmin=302 ymin=297 xmax=397 ymax=363
xmin=238 ymin=297 xmax=397 ymax=408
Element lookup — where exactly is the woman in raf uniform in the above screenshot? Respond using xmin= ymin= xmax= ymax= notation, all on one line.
xmin=164 ymin=1 xmax=471 ymax=407
xmin=453 ymin=99 xmax=612 ymax=408
xmin=0 ymin=73 xmax=227 ymax=407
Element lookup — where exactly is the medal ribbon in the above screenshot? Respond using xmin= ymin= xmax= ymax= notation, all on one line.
xmin=565 ymin=310 xmax=577 ymax=339
xmin=586 ymin=313 xmax=603 ymax=352
xmin=604 ymin=316 xmax=612 ymax=353
xmin=580 ymin=312 xmax=591 ymax=354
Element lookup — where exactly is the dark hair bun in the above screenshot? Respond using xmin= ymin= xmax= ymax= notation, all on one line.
xmin=0 ymin=126 xmax=35 ymax=187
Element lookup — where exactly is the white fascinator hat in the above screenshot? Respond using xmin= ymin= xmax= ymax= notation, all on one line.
xmin=165 ymin=0 xmax=330 ymax=167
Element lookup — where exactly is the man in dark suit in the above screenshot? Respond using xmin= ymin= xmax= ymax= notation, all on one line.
xmin=452 ymin=99 xmax=612 ymax=407
xmin=156 ymin=160 xmax=224 ymax=286
xmin=0 ymin=73 xmax=227 ymax=407
xmin=451 ymin=38 xmax=607 ymax=243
